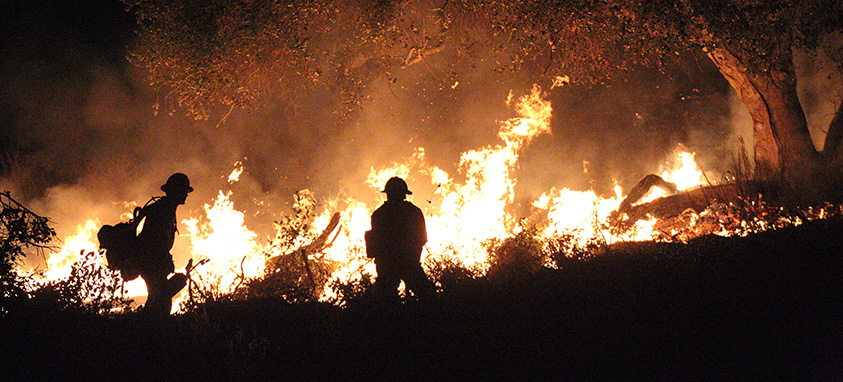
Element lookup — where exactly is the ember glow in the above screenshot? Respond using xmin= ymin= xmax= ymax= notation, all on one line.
xmin=27 ymin=85 xmax=715 ymax=310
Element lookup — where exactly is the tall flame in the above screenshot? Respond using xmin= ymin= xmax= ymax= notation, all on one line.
xmin=182 ymin=190 xmax=264 ymax=298
xmin=29 ymin=84 xmax=715 ymax=310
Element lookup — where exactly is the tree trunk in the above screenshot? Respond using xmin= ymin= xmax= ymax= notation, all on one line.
xmin=706 ymin=45 xmax=824 ymax=198
xmin=822 ymin=99 xmax=843 ymax=159
xmin=824 ymin=102 xmax=843 ymax=197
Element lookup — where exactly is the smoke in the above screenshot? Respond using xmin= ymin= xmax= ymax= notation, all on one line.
xmin=795 ymin=45 xmax=843 ymax=152
xmin=725 ymin=90 xmax=755 ymax=165
xmin=2 ymin=0 xmax=746 ymax=271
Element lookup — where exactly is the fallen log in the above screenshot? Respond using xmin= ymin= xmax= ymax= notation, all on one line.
xmin=611 ymin=175 xmax=782 ymax=239
xmin=615 ymin=174 xmax=678 ymax=218
xmin=623 ymin=184 xmax=740 ymax=223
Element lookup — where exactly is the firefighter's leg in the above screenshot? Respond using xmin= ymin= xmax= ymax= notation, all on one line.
xmin=142 ymin=274 xmax=171 ymax=316
xmin=165 ymin=273 xmax=187 ymax=299
xmin=375 ymin=261 xmax=401 ymax=304
xmin=403 ymin=262 xmax=435 ymax=302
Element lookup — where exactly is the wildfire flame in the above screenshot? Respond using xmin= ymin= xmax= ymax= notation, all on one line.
xmin=181 ymin=190 xmax=264 ymax=303
xmin=28 ymin=84 xmax=715 ymax=311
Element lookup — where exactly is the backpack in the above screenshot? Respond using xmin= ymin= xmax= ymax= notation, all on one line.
xmin=97 ymin=200 xmax=155 ymax=281
xmin=364 ymin=230 xmax=383 ymax=259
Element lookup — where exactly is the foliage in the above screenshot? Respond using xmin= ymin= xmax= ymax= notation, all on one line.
xmin=247 ymin=250 xmax=335 ymax=303
xmin=26 ymin=250 xmax=133 ymax=315
xmin=178 ymin=257 xmax=243 ymax=312
xmin=326 ymin=272 xmax=375 ymax=307
xmin=544 ymin=228 xmax=601 ymax=268
xmin=425 ymin=253 xmax=480 ymax=291
xmin=245 ymin=190 xmax=336 ymax=303
xmin=482 ymin=0 xmax=843 ymax=80
xmin=125 ymin=0 xmax=334 ymax=120
xmin=1 ymin=191 xmax=57 ymax=314
xmin=484 ymin=225 xmax=545 ymax=279
xmin=125 ymin=0 xmax=437 ymax=120
xmin=269 ymin=190 xmax=319 ymax=252
xmin=126 ymin=0 xmax=843 ymax=117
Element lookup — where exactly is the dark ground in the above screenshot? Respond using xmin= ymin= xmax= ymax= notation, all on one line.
xmin=3 ymin=218 xmax=843 ymax=381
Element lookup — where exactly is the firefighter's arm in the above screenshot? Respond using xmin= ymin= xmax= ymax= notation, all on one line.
xmin=413 ymin=207 xmax=428 ymax=247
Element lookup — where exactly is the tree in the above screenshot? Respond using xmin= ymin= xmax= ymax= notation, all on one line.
xmin=125 ymin=0 xmax=843 ymax=198
xmin=1 ymin=191 xmax=56 ymax=313
xmin=125 ymin=0 xmax=428 ymax=120
xmin=484 ymin=0 xmax=843 ymax=198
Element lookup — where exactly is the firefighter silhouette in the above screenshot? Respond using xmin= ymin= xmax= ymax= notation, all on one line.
xmin=136 ymin=173 xmax=192 ymax=315
xmin=367 ymin=177 xmax=435 ymax=303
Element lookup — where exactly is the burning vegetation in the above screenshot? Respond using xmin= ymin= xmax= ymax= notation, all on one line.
xmin=3 ymin=1 xmax=843 ymax=379
xmin=5 ymin=85 xmax=842 ymax=316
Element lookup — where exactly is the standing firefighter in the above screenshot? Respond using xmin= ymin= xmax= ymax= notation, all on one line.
xmin=367 ymin=177 xmax=435 ymax=303
xmin=137 ymin=173 xmax=192 ymax=315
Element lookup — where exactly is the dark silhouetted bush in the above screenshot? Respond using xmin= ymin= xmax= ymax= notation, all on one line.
xmin=1 ymin=191 xmax=57 ymax=316
xmin=27 ymin=250 xmax=133 ymax=315
xmin=485 ymin=226 xmax=544 ymax=279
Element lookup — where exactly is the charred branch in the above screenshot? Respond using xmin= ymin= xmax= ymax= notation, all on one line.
xmin=610 ymin=174 xmax=678 ymax=224
xmin=299 ymin=212 xmax=341 ymax=257
xmin=611 ymin=178 xmax=782 ymax=236
xmin=263 ymin=212 xmax=341 ymax=295
xmin=401 ymin=42 xmax=447 ymax=69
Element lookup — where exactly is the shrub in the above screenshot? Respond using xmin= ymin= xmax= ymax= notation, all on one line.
xmin=485 ymin=226 xmax=544 ymax=279
xmin=425 ymin=254 xmax=480 ymax=292
xmin=327 ymin=272 xmax=375 ymax=307
xmin=1 ymin=191 xmax=57 ymax=316
xmin=244 ymin=190 xmax=337 ymax=303
xmin=27 ymin=250 xmax=133 ymax=315
xmin=544 ymin=228 xmax=601 ymax=269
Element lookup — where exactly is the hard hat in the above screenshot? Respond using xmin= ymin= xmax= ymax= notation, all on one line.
xmin=382 ymin=177 xmax=412 ymax=195
xmin=161 ymin=173 xmax=194 ymax=194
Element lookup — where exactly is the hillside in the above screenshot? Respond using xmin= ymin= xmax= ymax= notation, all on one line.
xmin=3 ymin=217 xmax=843 ymax=380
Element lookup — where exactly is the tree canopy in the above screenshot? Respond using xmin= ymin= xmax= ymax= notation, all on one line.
xmin=125 ymin=0 xmax=843 ymax=196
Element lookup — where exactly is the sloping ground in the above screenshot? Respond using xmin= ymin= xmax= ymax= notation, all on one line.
xmin=3 ymin=218 xmax=843 ymax=380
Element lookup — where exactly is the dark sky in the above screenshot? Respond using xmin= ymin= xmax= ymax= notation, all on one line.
xmin=1 ymin=0 xmax=137 ymax=190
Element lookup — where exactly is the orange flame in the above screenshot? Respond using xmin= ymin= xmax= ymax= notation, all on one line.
xmin=30 ymin=84 xmax=715 ymax=309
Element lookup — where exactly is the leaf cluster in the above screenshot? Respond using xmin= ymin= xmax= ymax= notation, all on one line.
xmin=484 ymin=225 xmax=546 ymax=279
xmin=126 ymin=0 xmax=333 ymax=119
xmin=670 ymin=0 xmax=843 ymax=73
xmin=480 ymin=0 xmax=842 ymax=81
xmin=125 ymin=0 xmax=843 ymax=118
xmin=1 ymin=192 xmax=57 ymax=304
xmin=267 ymin=189 xmax=319 ymax=252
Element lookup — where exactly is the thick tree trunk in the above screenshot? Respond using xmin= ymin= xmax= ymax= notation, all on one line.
xmin=822 ymin=100 xmax=843 ymax=159
xmin=824 ymin=103 xmax=843 ymax=198
xmin=706 ymin=46 xmax=824 ymax=198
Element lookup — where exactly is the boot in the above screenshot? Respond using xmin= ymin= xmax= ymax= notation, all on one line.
xmin=165 ymin=273 xmax=187 ymax=299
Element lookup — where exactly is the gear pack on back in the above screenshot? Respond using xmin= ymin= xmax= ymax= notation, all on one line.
xmin=97 ymin=204 xmax=149 ymax=281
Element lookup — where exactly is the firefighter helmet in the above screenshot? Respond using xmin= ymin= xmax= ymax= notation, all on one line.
xmin=382 ymin=177 xmax=412 ymax=195
xmin=161 ymin=173 xmax=194 ymax=194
